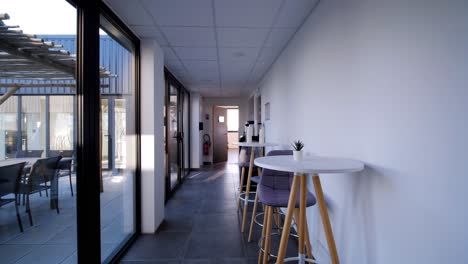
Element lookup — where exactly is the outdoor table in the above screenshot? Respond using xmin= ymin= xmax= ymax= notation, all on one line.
xmin=255 ymin=155 xmax=364 ymax=264
xmin=0 ymin=157 xmax=73 ymax=210
xmin=234 ymin=142 xmax=278 ymax=232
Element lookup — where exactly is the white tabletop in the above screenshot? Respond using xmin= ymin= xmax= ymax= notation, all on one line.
xmin=234 ymin=142 xmax=278 ymax=147
xmin=254 ymin=155 xmax=364 ymax=174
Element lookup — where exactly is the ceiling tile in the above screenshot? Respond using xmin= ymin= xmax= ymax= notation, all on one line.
xmin=214 ymin=0 xmax=282 ymax=27
xmin=149 ymin=0 xmax=212 ymax=9
xmin=220 ymin=61 xmax=253 ymax=83
xmin=217 ymin=28 xmax=269 ymax=47
xmin=131 ymin=26 xmax=168 ymax=45
xmin=257 ymin=47 xmax=282 ymax=65
xmin=215 ymin=0 xmax=282 ymax=9
xmin=183 ymin=60 xmax=219 ymax=80
xmin=106 ymin=0 xmax=154 ymax=26
xmin=162 ymin=47 xmax=178 ymax=61
xmin=143 ymin=0 xmax=213 ymax=27
xmin=165 ymin=59 xmax=184 ymax=69
xmin=275 ymin=0 xmax=319 ymax=28
xmin=250 ymin=61 xmax=269 ymax=82
xmin=161 ymin=27 xmax=216 ymax=47
xmin=218 ymin=47 xmax=260 ymax=63
xmin=264 ymin=28 xmax=297 ymax=48
xmin=173 ymin=47 xmax=218 ymax=60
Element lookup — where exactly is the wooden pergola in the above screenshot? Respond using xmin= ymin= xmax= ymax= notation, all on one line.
xmin=0 ymin=13 xmax=115 ymax=105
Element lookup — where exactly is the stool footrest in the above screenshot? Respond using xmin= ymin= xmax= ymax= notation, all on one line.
xmin=238 ymin=192 xmax=257 ymax=203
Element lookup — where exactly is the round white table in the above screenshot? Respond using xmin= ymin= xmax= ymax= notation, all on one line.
xmin=255 ymin=155 xmax=364 ymax=264
xmin=234 ymin=142 xmax=278 ymax=234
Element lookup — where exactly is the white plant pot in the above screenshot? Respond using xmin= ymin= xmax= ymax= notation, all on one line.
xmin=293 ymin=150 xmax=303 ymax=161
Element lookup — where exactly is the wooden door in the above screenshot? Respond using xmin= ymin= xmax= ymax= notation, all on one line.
xmin=213 ymin=106 xmax=228 ymax=163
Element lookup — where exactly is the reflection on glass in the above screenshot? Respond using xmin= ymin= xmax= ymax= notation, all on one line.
xmin=50 ymin=96 xmax=73 ymax=150
xmin=115 ymin=99 xmax=127 ymax=169
xmin=0 ymin=97 xmax=18 ymax=160
xmin=99 ymin=25 xmax=136 ymax=262
xmin=21 ymin=96 xmax=46 ymax=154
xmin=169 ymin=85 xmax=179 ymax=189
xmin=101 ymin=99 xmax=109 ymax=170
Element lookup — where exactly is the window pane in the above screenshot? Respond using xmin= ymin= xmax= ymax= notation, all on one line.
xmin=0 ymin=0 xmax=78 ymax=263
xmin=99 ymin=19 xmax=137 ymax=262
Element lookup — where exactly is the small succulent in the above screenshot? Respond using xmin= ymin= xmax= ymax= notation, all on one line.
xmin=291 ymin=140 xmax=304 ymax=151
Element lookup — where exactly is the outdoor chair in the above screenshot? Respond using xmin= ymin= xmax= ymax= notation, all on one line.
xmin=17 ymin=156 xmax=62 ymax=227
xmin=49 ymin=151 xmax=74 ymax=196
xmin=0 ymin=162 xmax=27 ymax=232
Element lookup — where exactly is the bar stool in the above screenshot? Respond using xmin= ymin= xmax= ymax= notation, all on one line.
xmin=237 ymin=146 xmax=263 ymax=232
xmin=257 ymin=150 xmax=317 ymax=264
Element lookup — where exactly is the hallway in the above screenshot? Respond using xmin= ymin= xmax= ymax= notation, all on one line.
xmin=121 ymin=162 xmax=298 ymax=263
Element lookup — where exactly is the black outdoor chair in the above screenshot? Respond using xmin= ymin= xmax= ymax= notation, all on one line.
xmin=16 ymin=150 xmax=43 ymax=158
xmin=48 ymin=150 xmax=73 ymax=158
xmin=0 ymin=162 xmax=27 ymax=232
xmin=49 ymin=151 xmax=74 ymax=196
xmin=17 ymin=156 xmax=62 ymax=227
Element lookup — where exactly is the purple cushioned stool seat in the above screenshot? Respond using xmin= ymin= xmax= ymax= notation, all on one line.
xmin=258 ymin=150 xmax=316 ymax=208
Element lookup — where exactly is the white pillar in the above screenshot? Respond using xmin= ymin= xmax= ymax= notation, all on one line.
xmin=190 ymin=93 xmax=202 ymax=168
xmin=140 ymin=39 xmax=165 ymax=233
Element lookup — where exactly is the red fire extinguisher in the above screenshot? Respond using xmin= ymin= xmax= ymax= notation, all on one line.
xmin=203 ymin=134 xmax=211 ymax=155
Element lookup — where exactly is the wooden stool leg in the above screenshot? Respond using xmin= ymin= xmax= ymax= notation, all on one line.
xmin=258 ymin=204 xmax=269 ymax=264
xmin=298 ymin=176 xmax=307 ymax=261
xmin=276 ymin=175 xmax=300 ymax=264
xmin=241 ymin=147 xmax=256 ymax=232
xmin=305 ymin=215 xmax=314 ymax=259
xmin=312 ymin=174 xmax=339 ymax=264
xmin=263 ymin=206 xmax=273 ymax=264
xmin=248 ymin=189 xmax=260 ymax=242
xmin=237 ymin=167 xmax=245 ymax=210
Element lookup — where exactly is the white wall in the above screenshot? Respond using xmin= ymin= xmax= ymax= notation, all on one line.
xmin=200 ymin=97 xmax=248 ymax=163
xmin=140 ymin=39 xmax=165 ymax=233
xmin=259 ymin=0 xmax=468 ymax=263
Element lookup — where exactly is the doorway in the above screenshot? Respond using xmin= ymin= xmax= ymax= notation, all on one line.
xmin=212 ymin=106 xmax=239 ymax=164
xmin=164 ymin=69 xmax=191 ymax=200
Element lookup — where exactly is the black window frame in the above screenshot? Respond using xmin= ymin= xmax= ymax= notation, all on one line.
xmin=67 ymin=0 xmax=141 ymax=263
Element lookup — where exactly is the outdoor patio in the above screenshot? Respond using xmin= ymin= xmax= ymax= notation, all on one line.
xmin=0 ymin=172 xmax=130 ymax=264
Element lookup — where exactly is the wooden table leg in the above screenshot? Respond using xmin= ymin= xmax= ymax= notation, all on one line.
xmin=294 ymin=208 xmax=314 ymax=260
xmin=312 ymin=174 xmax=339 ymax=264
xmin=276 ymin=174 xmax=300 ymax=264
xmin=241 ymin=147 xmax=256 ymax=232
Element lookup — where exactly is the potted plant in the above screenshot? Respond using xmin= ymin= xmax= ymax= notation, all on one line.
xmin=291 ymin=140 xmax=304 ymax=161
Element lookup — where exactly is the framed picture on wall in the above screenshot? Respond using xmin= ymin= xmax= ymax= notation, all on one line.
xmin=265 ymin=102 xmax=270 ymax=121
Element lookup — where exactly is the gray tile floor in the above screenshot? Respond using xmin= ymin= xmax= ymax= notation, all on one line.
xmin=121 ymin=155 xmax=299 ymax=264
xmin=0 ymin=173 xmax=131 ymax=264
